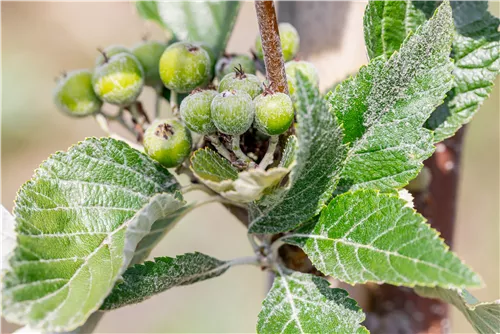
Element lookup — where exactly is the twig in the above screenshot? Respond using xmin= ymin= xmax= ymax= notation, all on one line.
xmin=228 ymin=255 xmax=261 ymax=267
xmin=181 ymin=183 xmax=214 ymax=195
xmin=232 ymin=136 xmax=257 ymax=168
xmin=259 ymin=135 xmax=279 ymax=169
xmin=206 ymin=134 xmax=233 ymax=161
xmin=254 ymin=0 xmax=288 ymax=94
xmin=93 ymin=113 xmax=142 ymax=150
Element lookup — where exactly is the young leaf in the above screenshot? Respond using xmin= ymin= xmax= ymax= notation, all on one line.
xmin=191 ymin=148 xmax=239 ymax=183
xmin=2 ymin=138 xmax=185 ymax=331
xmin=328 ymin=1 xmax=454 ymax=193
xmin=425 ymin=1 xmax=500 ymax=142
xmin=155 ymin=1 xmax=241 ymax=56
xmin=248 ymin=72 xmax=347 ymax=234
xmin=135 ymin=1 xmax=169 ymax=31
xmin=101 ymin=252 xmax=230 ymax=310
xmin=278 ymin=135 xmax=298 ymax=169
xmin=257 ymin=266 xmax=367 ymax=334
xmin=284 ymin=189 xmax=481 ymax=289
xmin=415 ymin=287 xmax=500 ymax=334
xmin=363 ymin=0 xmax=426 ymax=60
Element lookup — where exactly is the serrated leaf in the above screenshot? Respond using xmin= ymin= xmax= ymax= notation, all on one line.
xmin=425 ymin=1 xmax=500 ymax=142
xmin=2 ymin=138 xmax=184 ymax=331
xmin=2 ymin=206 xmax=16 ymax=271
xmin=191 ymin=148 xmax=238 ymax=183
xmin=415 ymin=287 xmax=500 ymax=334
xmin=249 ymin=73 xmax=347 ymax=234
xmin=328 ymin=1 xmax=454 ymax=193
xmin=364 ymin=0 xmax=427 ymax=60
xmin=284 ymin=189 xmax=481 ymax=288
xmin=279 ymin=135 xmax=298 ymax=169
xmin=257 ymin=266 xmax=367 ymax=334
xmin=101 ymin=252 xmax=229 ymax=310
xmin=191 ymin=148 xmax=291 ymax=203
xmin=156 ymin=1 xmax=241 ymax=56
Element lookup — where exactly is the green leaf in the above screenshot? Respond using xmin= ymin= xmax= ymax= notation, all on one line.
xmin=101 ymin=252 xmax=230 ymax=310
xmin=278 ymin=135 xmax=298 ymax=169
xmin=426 ymin=1 xmax=500 ymax=142
xmin=415 ymin=287 xmax=500 ymax=334
xmin=284 ymin=189 xmax=481 ymax=288
xmin=191 ymin=148 xmax=238 ymax=183
xmin=135 ymin=1 xmax=169 ymax=31
xmin=363 ymin=0 xmax=426 ymax=60
xmin=328 ymin=1 xmax=454 ymax=193
xmin=156 ymin=1 xmax=241 ymax=56
xmin=2 ymin=138 xmax=184 ymax=331
xmin=257 ymin=267 xmax=367 ymax=334
xmin=249 ymin=73 xmax=347 ymax=234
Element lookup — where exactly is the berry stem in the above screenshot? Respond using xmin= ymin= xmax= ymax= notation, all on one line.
xmin=259 ymin=135 xmax=279 ymax=170
xmin=232 ymin=136 xmax=257 ymax=168
xmin=170 ymin=90 xmax=178 ymax=113
xmin=206 ymin=134 xmax=233 ymax=161
xmin=254 ymin=0 xmax=289 ymax=94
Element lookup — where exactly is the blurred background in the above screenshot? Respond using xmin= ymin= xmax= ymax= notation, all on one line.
xmin=1 ymin=2 xmax=498 ymax=333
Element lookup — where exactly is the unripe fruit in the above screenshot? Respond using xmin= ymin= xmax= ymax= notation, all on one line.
xmin=254 ymin=92 xmax=294 ymax=136
xmin=144 ymin=119 xmax=192 ymax=168
xmin=255 ymin=22 xmax=300 ymax=62
xmin=196 ymin=42 xmax=216 ymax=76
xmin=215 ymin=54 xmax=256 ymax=79
xmin=95 ymin=45 xmax=132 ymax=66
xmin=53 ymin=70 xmax=102 ymax=117
xmin=218 ymin=70 xmax=262 ymax=99
xmin=92 ymin=53 xmax=144 ymax=106
xmin=132 ymin=40 xmax=167 ymax=86
xmin=285 ymin=60 xmax=319 ymax=95
xmin=159 ymin=42 xmax=211 ymax=93
xmin=211 ymin=90 xmax=254 ymax=135
xmin=180 ymin=89 xmax=218 ymax=135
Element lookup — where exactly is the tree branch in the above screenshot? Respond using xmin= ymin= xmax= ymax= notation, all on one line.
xmin=254 ymin=0 xmax=289 ymax=94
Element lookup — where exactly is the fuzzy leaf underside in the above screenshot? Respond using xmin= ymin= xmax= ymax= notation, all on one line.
xmin=155 ymin=1 xmax=240 ymax=56
xmin=257 ymin=267 xmax=367 ymax=334
xmin=329 ymin=1 xmax=454 ymax=193
xmin=284 ymin=190 xmax=481 ymax=288
xmin=101 ymin=252 xmax=229 ymax=310
xmin=426 ymin=1 xmax=500 ymax=142
xmin=2 ymin=138 xmax=184 ymax=331
xmin=248 ymin=73 xmax=347 ymax=234
xmin=191 ymin=148 xmax=239 ymax=183
xmin=415 ymin=287 xmax=500 ymax=334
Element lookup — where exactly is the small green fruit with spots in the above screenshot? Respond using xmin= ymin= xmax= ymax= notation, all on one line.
xmin=211 ymin=90 xmax=255 ymax=135
xmin=218 ymin=69 xmax=262 ymax=99
xmin=180 ymin=89 xmax=218 ymax=135
xmin=215 ymin=54 xmax=256 ymax=79
xmin=196 ymin=42 xmax=216 ymax=77
xmin=255 ymin=22 xmax=300 ymax=62
xmin=53 ymin=70 xmax=102 ymax=117
xmin=159 ymin=42 xmax=211 ymax=93
xmin=254 ymin=92 xmax=294 ymax=136
xmin=95 ymin=45 xmax=133 ymax=66
xmin=132 ymin=40 xmax=167 ymax=86
xmin=285 ymin=60 xmax=319 ymax=95
xmin=144 ymin=119 xmax=193 ymax=168
xmin=92 ymin=52 xmax=144 ymax=106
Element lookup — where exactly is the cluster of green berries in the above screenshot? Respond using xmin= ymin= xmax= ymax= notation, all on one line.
xmin=180 ymin=67 xmax=294 ymax=138
xmin=53 ymin=40 xmax=167 ymax=116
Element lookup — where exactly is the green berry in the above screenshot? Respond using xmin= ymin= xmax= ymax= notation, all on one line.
xmin=159 ymin=42 xmax=211 ymax=93
xmin=132 ymin=40 xmax=167 ymax=86
xmin=211 ymin=90 xmax=254 ymax=135
xmin=92 ymin=52 xmax=144 ymax=106
xmin=95 ymin=45 xmax=132 ymax=66
xmin=218 ymin=70 xmax=262 ymax=99
xmin=285 ymin=60 xmax=319 ymax=95
xmin=180 ymin=89 xmax=218 ymax=135
xmin=255 ymin=22 xmax=300 ymax=62
xmin=53 ymin=70 xmax=102 ymax=117
xmin=196 ymin=42 xmax=216 ymax=76
xmin=254 ymin=92 xmax=294 ymax=136
xmin=144 ymin=119 xmax=192 ymax=168
xmin=215 ymin=54 xmax=256 ymax=79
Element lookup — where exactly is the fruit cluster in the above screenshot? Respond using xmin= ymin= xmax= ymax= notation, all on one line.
xmin=53 ymin=22 xmax=319 ymax=171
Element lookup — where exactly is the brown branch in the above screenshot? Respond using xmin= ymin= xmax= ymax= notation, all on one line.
xmin=366 ymin=128 xmax=466 ymax=334
xmin=254 ymin=0 xmax=289 ymax=94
